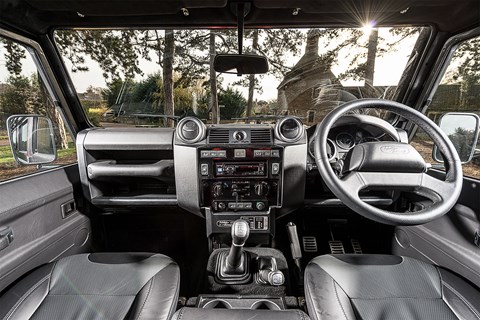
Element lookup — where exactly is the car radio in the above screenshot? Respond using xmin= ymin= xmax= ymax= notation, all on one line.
xmin=215 ymin=162 xmax=266 ymax=177
xmin=198 ymin=147 xmax=282 ymax=213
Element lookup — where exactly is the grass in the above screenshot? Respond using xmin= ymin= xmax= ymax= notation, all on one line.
xmin=0 ymin=142 xmax=77 ymax=166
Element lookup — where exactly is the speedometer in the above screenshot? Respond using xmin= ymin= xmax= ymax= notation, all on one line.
xmin=335 ymin=132 xmax=355 ymax=150
xmin=308 ymin=138 xmax=336 ymax=161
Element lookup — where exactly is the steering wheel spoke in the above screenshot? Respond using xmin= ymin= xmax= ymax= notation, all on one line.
xmin=419 ymin=172 xmax=456 ymax=203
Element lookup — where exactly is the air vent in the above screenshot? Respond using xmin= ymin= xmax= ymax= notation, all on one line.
xmin=177 ymin=117 xmax=206 ymax=143
xmin=250 ymin=129 xmax=272 ymax=144
xmin=275 ymin=117 xmax=304 ymax=142
xmin=208 ymin=129 xmax=230 ymax=144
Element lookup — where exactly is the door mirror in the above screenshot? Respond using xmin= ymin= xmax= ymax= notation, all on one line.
xmin=433 ymin=112 xmax=480 ymax=163
xmin=214 ymin=54 xmax=268 ymax=75
xmin=7 ymin=115 xmax=57 ymax=165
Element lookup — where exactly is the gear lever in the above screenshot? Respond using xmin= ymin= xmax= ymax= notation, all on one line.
xmin=215 ymin=219 xmax=252 ymax=284
xmin=225 ymin=219 xmax=250 ymax=272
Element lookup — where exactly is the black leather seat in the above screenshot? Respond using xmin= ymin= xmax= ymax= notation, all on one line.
xmin=0 ymin=253 xmax=180 ymax=320
xmin=305 ymin=254 xmax=480 ymax=320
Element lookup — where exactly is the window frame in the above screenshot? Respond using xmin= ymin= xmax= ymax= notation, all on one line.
xmin=0 ymin=29 xmax=78 ymax=184
xmin=408 ymin=26 xmax=480 ymax=141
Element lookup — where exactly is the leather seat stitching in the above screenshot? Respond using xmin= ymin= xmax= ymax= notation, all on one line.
xmin=442 ymin=281 xmax=480 ymax=319
xmin=135 ymin=277 xmax=154 ymax=320
xmin=3 ymin=275 xmax=50 ymax=320
xmin=333 ymin=280 xmax=350 ymax=320
xmin=167 ymin=264 xmax=181 ymax=319
xmin=304 ymin=266 xmax=320 ymax=320
xmin=436 ymin=267 xmax=444 ymax=298
xmin=177 ymin=307 xmax=185 ymax=320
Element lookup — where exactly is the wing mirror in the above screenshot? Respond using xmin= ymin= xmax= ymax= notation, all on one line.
xmin=433 ymin=112 xmax=480 ymax=163
xmin=7 ymin=115 xmax=57 ymax=165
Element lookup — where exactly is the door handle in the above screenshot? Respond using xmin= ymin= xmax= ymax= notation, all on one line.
xmin=0 ymin=227 xmax=14 ymax=251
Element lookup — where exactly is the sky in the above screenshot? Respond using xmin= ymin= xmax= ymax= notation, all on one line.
xmin=1 ymin=27 xmax=419 ymax=101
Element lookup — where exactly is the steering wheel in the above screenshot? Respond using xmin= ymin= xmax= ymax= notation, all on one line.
xmin=314 ymin=99 xmax=463 ymax=225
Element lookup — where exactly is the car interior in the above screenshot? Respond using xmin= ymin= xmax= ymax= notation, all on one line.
xmin=0 ymin=0 xmax=480 ymax=319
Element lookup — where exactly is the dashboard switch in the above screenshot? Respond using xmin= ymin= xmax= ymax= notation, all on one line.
xmin=272 ymin=163 xmax=280 ymax=175
xmin=201 ymin=163 xmax=209 ymax=176
xmin=256 ymin=202 xmax=266 ymax=211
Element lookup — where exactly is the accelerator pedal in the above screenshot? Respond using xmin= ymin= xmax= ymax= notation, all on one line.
xmin=351 ymin=239 xmax=363 ymax=254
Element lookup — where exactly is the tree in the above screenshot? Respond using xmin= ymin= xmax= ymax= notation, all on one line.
xmin=0 ymin=39 xmax=26 ymax=77
xmin=0 ymin=76 xmax=31 ymax=114
xmin=209 ymin=31 xmax=219 ymax=124
xmin=234 ymin=29 xmax=306 ymax=118
xmin=449 ymin=37 xmax=480 ymax=108
xmin=219 ymin=87 xmax=247 ymax=120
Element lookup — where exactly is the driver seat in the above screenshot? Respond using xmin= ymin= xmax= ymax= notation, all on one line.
xmin=305 ymin=254 xmax=480 ymax=320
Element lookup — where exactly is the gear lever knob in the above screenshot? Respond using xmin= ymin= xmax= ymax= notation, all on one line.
xmin=226 ymin=220 xmax=250 ymax=270
xmin=231 ymin=219 xmax=250 ymax=246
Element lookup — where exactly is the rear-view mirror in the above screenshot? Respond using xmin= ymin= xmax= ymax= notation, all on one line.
xmin=433 ymin=112 xmax=480 ymax=163
xmin=7 ymin=115 xmax=57 ymax=165
xmin=214 ymin=54 xmax=268 ymax=75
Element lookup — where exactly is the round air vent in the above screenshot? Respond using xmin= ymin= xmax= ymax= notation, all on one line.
xmin=275 ymin=117 xmax=304 ymax=142
xmin=177 ymin=117 xmax=206 ymax=143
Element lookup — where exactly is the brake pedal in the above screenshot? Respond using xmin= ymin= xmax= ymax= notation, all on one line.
xmin=329 ymin=240 xmax=345 ymax=254
xmin=302 ymin=236 xmax=318 ymax=252
xmin=351 ymin=239 xmax=363 ymax=254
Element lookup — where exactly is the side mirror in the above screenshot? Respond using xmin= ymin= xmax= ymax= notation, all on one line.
xmin=433 ymin=112 xmax=480 ymax=163
xmin=7 ymin=115 xmax=57 ymax=165
xmin=214 ymin=54 xmax=268 ymax=75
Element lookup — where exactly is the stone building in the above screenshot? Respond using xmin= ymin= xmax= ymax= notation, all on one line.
xmin=277 ymin=29 xmax=347 ymax=124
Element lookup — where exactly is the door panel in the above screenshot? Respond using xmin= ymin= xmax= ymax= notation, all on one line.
xmin=0 ymin=164 xmax=91 ymax=292
xmin=393 ymin=174 xmax=480 ymax=288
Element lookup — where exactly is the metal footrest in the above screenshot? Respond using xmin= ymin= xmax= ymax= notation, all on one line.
xmin=302 ymin=236 xmax=318 ymax=252
xmin=328 ymin=240 xmax=345 ymax=254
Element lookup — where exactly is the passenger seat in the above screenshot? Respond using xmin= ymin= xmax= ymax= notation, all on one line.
xmin=0 ymin=253 xmax=180 ymax=320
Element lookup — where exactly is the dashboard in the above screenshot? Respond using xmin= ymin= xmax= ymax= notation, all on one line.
xmin=76 ymin=114 xmax=405 ymax=242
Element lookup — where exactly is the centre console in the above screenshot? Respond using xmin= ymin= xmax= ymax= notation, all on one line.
xmin=198 ymin=146 xmax=283 ymax=242
xmin=174 ymin=117 xmax=307 ymax=245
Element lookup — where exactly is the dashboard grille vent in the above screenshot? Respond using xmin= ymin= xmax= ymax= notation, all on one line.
xmin=250 ymin=129 xmax=272 ymax=144
xmin=208 ymin=129 xmax=230 ymax=144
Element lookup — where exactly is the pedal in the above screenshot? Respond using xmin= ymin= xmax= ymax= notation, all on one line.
xmin=302 ymin=236 xmax=318 ymax=252
xmin=329 ymin=240 xmax=345 ymax=254
xmin=351 ymin=239 xmax=363 ymax=254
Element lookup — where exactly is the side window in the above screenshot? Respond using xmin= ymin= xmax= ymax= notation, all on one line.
xmin=0 ymin=37 xmax=76 ymax=182
xmin=412 ymin=36 xmax=480 ymax=179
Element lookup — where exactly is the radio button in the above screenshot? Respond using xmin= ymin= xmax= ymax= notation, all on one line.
xmin=244 ymin=202 xmax=253 ymax=209
xmin=254 ymin=150 xmax=262 ymax=157
xmin=271 ymin=150 xmax=280 ymax=157
xmin=201 ymin=151 xmax=210 ymax=158
xmin=234 ymin=149 xmax=246 ymax=158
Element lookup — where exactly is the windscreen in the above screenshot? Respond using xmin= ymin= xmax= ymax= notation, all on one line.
xmin=53 ymin=27 xmax=428 ymax=127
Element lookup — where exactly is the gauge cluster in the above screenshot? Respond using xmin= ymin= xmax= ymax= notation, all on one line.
xmin=307 ymin=125 xmax=386 ymax=162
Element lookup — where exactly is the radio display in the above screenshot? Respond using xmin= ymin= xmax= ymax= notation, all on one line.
xmin=215 ymin=162 xmax=266 ymax=177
